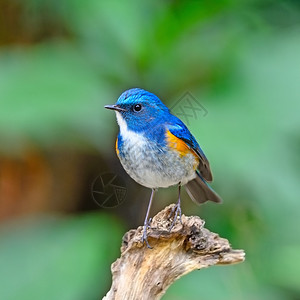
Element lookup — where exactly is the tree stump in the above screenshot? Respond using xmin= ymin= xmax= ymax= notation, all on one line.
xmin=103 ymin=204 xmax=245 ymax=300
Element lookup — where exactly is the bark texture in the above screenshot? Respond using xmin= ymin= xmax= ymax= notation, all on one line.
xmin=103 ymin=204 xmax=245 ymax=300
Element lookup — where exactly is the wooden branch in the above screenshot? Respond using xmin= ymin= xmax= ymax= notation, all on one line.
xmin=103 ymin=204 xmax=245 ymax=300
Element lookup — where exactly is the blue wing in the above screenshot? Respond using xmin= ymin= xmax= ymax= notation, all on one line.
xmin=166 ymin=116 xmax=213 ymax=182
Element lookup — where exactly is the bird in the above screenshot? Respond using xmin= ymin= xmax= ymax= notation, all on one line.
xmin=105 ymin=88 xmax=221 ymax=248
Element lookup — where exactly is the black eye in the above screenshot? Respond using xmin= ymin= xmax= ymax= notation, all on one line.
xmin=133 ymin=104 xmax=142 ymax=112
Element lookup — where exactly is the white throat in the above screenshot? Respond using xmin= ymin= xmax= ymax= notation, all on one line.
xmin=115 ymin=112 xmax=146 ymax=145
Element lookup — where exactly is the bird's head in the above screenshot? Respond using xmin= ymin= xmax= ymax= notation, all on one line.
xmin=105 ymin=88 xmax=169 ymax=132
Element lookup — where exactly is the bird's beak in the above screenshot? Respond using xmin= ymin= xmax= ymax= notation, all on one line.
xmin=104 ymin=104 xmax=127 ymax=112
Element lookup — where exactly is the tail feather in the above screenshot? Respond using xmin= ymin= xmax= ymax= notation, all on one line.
xmin=185 ymin=172 xmax=222 ymax=204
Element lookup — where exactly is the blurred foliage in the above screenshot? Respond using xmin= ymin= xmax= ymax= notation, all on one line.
xmin=0 ymin=213 xmax=124 ymax=300
xmin=0 ymin=0 xmax=300 ymax=299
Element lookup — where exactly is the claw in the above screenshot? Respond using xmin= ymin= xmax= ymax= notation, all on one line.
xmin=168 ymin=184 xmax=182 ymax=232
xmin=168 ymin=203 xmax=182 ymax=231
xmin=141 ymin=226 xmax=152 ymax=249
xmin=147 ymin=217 xmax=152 ymax=229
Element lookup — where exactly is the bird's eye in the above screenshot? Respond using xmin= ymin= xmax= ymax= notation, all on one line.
xmin=133 ymin=104 xmax=142 ymax=112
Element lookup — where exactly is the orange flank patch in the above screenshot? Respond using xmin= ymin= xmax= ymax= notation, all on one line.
xmin=115 ymin=137 xmax=119 ymax=156
xmin=166 ymin=130 xmax=199 ymax=168
xmin=166 ymin=130 xmax=190 ymax=156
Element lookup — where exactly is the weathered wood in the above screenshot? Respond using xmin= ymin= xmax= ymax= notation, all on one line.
xmin=103 ymin=204 xmax=245 ymax=300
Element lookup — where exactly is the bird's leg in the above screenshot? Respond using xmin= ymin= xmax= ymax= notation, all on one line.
xmin=142 ymin=188 xmax=156 ymax=249
xmin=169 ymin=184 xmax=182 ymax=231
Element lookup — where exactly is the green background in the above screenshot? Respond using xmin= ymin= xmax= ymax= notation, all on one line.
xmin=0 ymin=0 xmax=300 ymax=299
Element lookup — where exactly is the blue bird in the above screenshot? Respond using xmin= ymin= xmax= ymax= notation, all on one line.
xmin=105 ymin=88 xmax=221 ymax=248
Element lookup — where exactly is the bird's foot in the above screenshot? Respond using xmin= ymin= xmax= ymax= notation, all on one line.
xmin=147 ymin=218 xmax=152 ymax=229
xmin=142 ymin=218 xmax=152 ymax=249
xmin=168 ymin=203 xmax=182 ymax=232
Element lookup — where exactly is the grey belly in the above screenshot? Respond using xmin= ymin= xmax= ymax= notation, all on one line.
xmin=119 ymin=141 xmax=197 ymax=189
